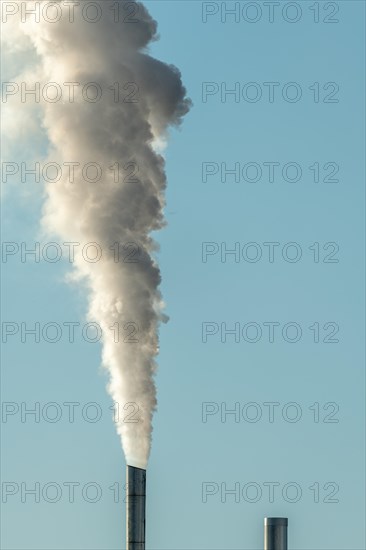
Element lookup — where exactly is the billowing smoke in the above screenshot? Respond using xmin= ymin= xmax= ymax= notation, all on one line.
xmin=4 ymin=1 xmax=190 ymax=468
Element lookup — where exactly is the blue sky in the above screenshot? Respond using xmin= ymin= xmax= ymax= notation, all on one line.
xmin=1 ymin=1 xmax=365 ymax=549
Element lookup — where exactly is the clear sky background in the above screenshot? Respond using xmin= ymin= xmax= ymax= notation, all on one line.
xmin=1 ymin=1 xmax=365 ymax=549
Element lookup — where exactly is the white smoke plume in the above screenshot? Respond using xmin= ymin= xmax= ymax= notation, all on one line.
xmin=4 ymin=1 xmax=190 ymax=468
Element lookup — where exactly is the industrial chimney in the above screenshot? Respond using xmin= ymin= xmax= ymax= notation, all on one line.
xmin=264 ymin=517 xmax=288 ymax=550
xmin=126 ymin=466 xmax=146 ymax=550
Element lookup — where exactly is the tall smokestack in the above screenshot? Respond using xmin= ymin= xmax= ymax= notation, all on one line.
xmin=126 ymin=466 xmax=146 ymax=550
xmin=264 ymin=518 xmax=288 ymax=550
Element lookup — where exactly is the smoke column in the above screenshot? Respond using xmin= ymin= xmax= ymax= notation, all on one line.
xmin=4 ymin=1 xmax=190 ymax=468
